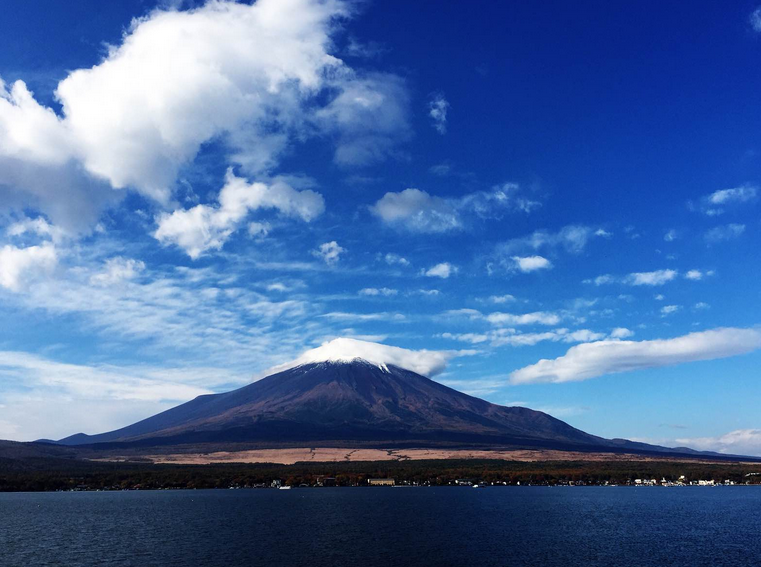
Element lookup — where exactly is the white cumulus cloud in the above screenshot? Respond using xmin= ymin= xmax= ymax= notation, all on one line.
xmin=625 ymin=269 xmax=678 ymax=286
xmin=58 ymin=0 xmax=347 ymax=197
xmin=154 ymin=170 xmax=324 ymax=258
xmin=0 ymin=243 xmax=57 ymax=291
xmin=424 ymin=262 xmax=457 ymax=278
xmin=372 ymin=188 xmax=460 ymax=232
xmin=383 ymin=253 xmax=410 ymax=266
xmin=610 ymin=327 xmax=634 ymax=339
xmin=6 ymin=216 xmax=65 ymax=242
xmin=312 ymin=241 xmax=345 ymax=266
xmin=512 ymin=255 xmax=552 ymax=273
xmin=684 ymin=269 xmax=713 ymax=281
xmin=0 ymin=0 xmax=410 ymax=230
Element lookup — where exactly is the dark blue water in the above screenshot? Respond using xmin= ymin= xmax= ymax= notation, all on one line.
xmin=2 ymin=487 xmax=760 ymax=566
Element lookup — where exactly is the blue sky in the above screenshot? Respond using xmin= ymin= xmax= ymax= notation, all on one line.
xmin=0 ymin=0 xmax=760 ymax=454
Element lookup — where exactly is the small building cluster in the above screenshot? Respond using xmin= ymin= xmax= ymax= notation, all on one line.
xmin=632 ymin=475 xmax=737 ymax=487
xmin=367 ymin=478 xmax=395 ymax=486
xmin=315 ymin=476 xmax=337 ymax=487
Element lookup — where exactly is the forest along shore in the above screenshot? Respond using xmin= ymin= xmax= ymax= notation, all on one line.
xmin=2 ymin=455 xmax=761 ymax=492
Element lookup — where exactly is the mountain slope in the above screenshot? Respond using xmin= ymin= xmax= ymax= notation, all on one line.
xmin=58 ymin=360 xmax=605 ymax=448
xmin=55 ymin=359 xmax=719 ymax=458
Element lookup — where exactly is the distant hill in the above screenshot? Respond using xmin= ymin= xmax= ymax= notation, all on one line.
xmin=0 ymin=440 xmax=83 ymax=472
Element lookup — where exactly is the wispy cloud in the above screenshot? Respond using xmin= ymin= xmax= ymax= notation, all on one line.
xmin=693 ymin=185 xmax=757 ymax=216
xmin=321 ymin=311 xmax=406 ymax=323
xmin=371 ymin=184 xmax=540 ymax=233
xmin=487 ymin=294 xmax=517 ymax=304
xmin=489 ymin=225 xmax=605 ymax=274
xmin=0 ymin=350 xmax=250 ymax=440
xmin=497 ymin=225 xmax=601 ymax=256
xmin=428 ymin=92 xmax=450 ymax=134
xmin=587 ymin=269 xmax=678 ymax=286
xmin=705 ymin=224 xmax=745 ymax=243
xmin=440 ymin=327 xmax=625 ymax=348
xmin=436 ymin=378 xmax=504 ymax=397
xmin=359 ymin=287 xmax=398 ymax=297
xmin=89 ymin=257 xmax=145 ymax=286
xmin=416 ymin=289 xmax=441 ymax=297
xmin=660 ymin=305 xmax=680 ymax=316
xmin=4 ymin=258 xmax=347 ymax=371
xmin=486 ymin=311 xmax=562 ymax=326
xmin=382 ymin=253 xmax=410 ymax=266
xmin=676 ymin=429 xmax=761 ymax=456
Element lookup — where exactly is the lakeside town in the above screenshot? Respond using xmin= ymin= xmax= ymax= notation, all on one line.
xmin=4 ymin=454 xmax=761 ymax=492
xmin=47 ymin=472 xmax=761 ymax=492
xmin=224 ymin=472 xmax=761 ymax=490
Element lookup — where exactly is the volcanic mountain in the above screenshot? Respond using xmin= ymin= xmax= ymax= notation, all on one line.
xmin=55 ymin=339 xmax=718 ymax=457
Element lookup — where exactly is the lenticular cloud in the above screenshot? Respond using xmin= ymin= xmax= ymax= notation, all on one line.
xmin=510 ymin=327 xmax=761 ymax=384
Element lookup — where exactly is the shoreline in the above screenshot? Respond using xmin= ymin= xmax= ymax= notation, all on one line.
xmin=3 ymin=455 xmax=760 ymax=492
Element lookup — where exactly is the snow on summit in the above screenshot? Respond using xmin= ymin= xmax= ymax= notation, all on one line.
xmin=270 ymin=338 xmax=458 ymax=377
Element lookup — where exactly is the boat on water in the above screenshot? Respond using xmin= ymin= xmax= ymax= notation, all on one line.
xmin=279 ymin=485 xmax=292 ymax=490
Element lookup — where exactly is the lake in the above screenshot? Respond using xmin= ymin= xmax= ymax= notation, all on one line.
xmin=2 ymin=487 xmax=760 ymax=566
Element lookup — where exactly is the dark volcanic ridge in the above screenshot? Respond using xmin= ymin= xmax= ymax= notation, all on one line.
xmin=49 ymin=359 xmax=742 ymax=460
